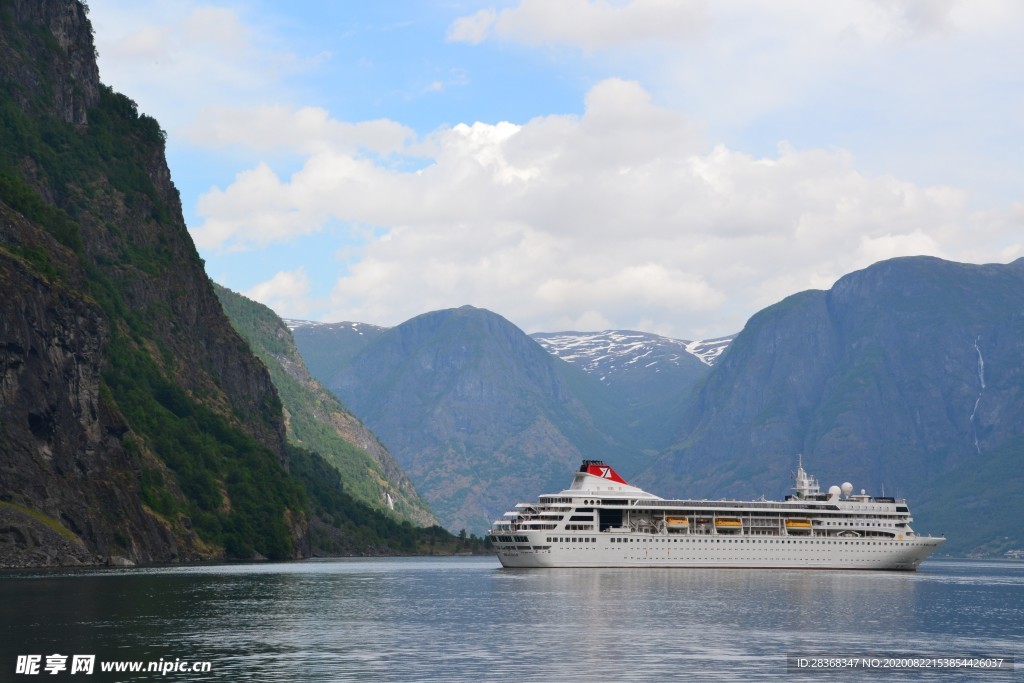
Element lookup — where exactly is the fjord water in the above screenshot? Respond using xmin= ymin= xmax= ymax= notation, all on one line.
xmin=1 ymin=557 xmax=1020 ymax=681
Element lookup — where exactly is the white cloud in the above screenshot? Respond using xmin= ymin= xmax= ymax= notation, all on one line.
xmin=186 ymin=105 xmax=416 ymax=156
xmin=181 ymin=6 xmax=250 ymax=54
xmin=194 ymin=163 xmax=311 ymax=249
xmin=90 ymin=1 xmax=1023 ymax=338
xmin=857 ymin=230 xmax=944 ymax=264
xmin=244 ymin=268 xmax=314 ymax=319
xmin=448 ymin=0 xmax=1020 ymax=52
xmin=89 ymin=1 xmax=317 ymax=134
xmin=445 ymin=8 xmax=496 ymax=45
xmin=447 ymin=0 xmax=706 ymax=51
xmin=447 ymin=0 xmax=1024 ymax=179
xmin=191 ymin=78 xmax=1020 ymax=337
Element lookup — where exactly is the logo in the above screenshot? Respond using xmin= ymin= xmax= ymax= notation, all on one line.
xmin=586 ymin=463 xmax=625 ymax=483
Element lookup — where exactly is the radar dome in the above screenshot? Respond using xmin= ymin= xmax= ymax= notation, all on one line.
xmin=841 ymin=482 xmax=853 ymax=496
xmin=828 ymin=485 xmax=841 ymax=497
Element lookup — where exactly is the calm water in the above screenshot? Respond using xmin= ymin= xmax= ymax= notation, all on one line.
xmin=0 ymin=557 xmax=1020 ymax=681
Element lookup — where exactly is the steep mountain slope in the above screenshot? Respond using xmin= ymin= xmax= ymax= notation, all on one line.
xmin=215 ymin=285 xmax=436 ymax=527
xmin=315 ymin=306 xmax=645 ymax=533
xmin=640 ymin=256 xmax=1024 ymax=555
xmin=0 ymin=0 xmax=298 ymax=564
xmin=531 ymin=330 xmax=718 ymax=449
xmin=1 ymin=200 xmax=177 ymax=565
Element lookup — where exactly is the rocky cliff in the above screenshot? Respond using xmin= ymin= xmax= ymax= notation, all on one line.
xmin=0 ymin=0 xmax=297 ymax=565
xmin=0 ymin=0 xmax=99 ymax=126
xmin=0 ymin=203 xmax=180 ymax=566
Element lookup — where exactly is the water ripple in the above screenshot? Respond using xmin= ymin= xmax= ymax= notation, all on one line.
xmin=1 ymin=557 xmax=1020 ymax=681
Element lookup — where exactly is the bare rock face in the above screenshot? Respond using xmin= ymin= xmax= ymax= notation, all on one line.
xmin=0 ymin=504 xmax=94 ymax=567
xmin=0 ymin=0 xmax=99 ymax=125
xmin=0 ymin=206 xmax=183 ymax=565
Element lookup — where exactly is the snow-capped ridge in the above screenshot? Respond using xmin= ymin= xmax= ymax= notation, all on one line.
xmin=531 ymin=329 xmax=733 ymax=383
xmin=284 ymin=319 xmax=387 ymax=336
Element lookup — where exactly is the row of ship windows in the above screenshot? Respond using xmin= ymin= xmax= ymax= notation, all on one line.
xmin=529 ymin=513 xmax=904 ymax=524
xmin=540 ymin=537 xmax=910 ymax=546
xmin=525 ymin=513 xmax=896 ymax=519
xmin=511 ymin=522 xmax=901 ymax=534
xmin=533 ymin=526 xmax=901 ymax=533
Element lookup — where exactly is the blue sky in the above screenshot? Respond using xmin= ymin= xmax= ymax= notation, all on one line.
xmin=88 ymin=0 xmax=1023 ymax=338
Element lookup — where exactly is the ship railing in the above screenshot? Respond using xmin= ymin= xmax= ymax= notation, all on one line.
xmin=637 ymin=499 xmax=846 ymax=512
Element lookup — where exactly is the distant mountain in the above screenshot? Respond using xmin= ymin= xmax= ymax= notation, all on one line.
xmin=217 ymin=287 xmax=436 ymax=527
xmin=288 ymin=258 xmax=1024 ymax=556
xmin=290 ymin=323 xmax=733 ymax=456
xmin=531 ymin=330 xmax=723 ymax=449
xmin=284 ymin=319 xmax=386 ymax=382
xmin=296 ymin=306 xmax=646 ymax=533
xmin=638 ymin=256 xmax=1024 ymax=556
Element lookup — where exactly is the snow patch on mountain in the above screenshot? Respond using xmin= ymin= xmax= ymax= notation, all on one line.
xmin=685 ymin=337 xmax=733 ymax=365
xmin=283 ymin=318 xmax=324 ymax=331
xmin=284 ymin=319 xmax=386 ymax=336
xmin=531 ymin=330 xmax=733 ymax=383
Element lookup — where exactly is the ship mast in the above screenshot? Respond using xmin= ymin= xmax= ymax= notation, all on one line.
xmin=792 ymin=455 xmax=820 ymax=500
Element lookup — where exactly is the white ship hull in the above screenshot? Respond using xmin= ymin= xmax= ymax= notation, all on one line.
xmin=490 ymin=460 xmax=944 ymax=571
xmin=495 ymin=533 xmax=943 ymax=570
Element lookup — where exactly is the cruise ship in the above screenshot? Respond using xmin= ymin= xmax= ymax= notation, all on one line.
xmin=489 ymin=459 xmax=944 ymax=570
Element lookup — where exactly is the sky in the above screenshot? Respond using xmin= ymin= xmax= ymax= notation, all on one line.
xmin=87 ymin=0 xmax=1024 ymax=339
